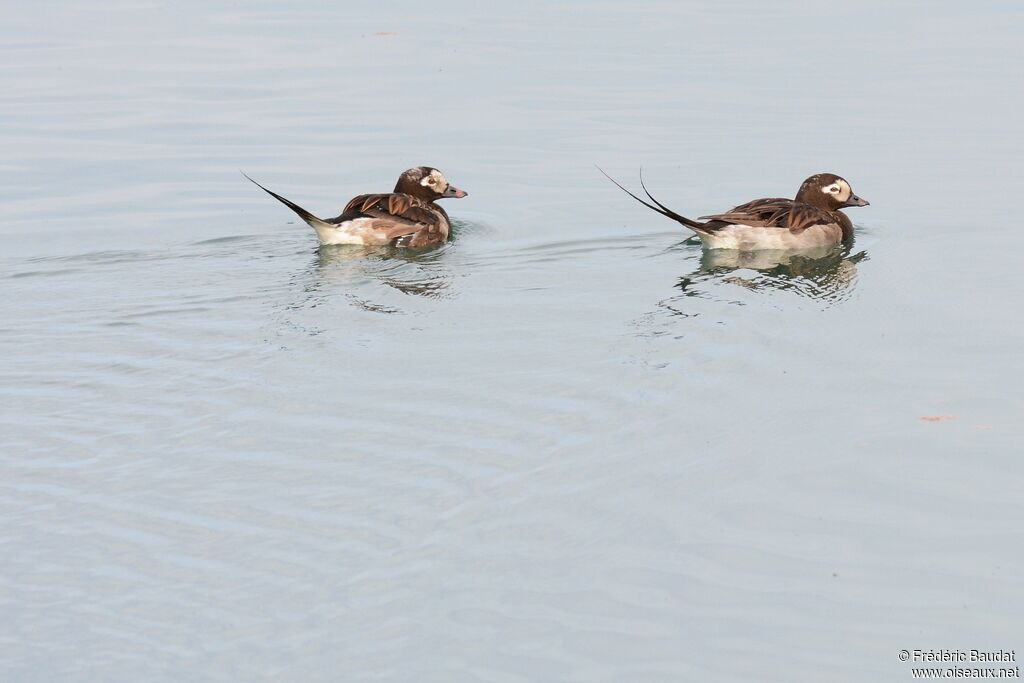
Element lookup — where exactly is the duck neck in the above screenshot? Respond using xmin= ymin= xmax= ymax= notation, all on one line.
xmin=794 ymin=188 xmax=833 ymax=210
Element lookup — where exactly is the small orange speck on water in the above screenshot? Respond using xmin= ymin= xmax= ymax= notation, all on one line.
xmin=919 ymin=415 xmax=954 ymax=422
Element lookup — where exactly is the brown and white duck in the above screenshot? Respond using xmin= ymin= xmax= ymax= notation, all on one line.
xmin=601 ymin=170 xmax=869 ymax=250
xmin=245 ymin=166 xmax=467 ymax=247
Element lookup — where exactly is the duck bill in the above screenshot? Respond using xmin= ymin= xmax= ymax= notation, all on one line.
xmin=844 ymin=194 xmax=869 ymax=207
xmin=442 ymin=186 xmax=468 ymax=199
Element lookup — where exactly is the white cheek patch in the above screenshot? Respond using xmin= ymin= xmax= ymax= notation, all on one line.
xmin=420 ymin=169 xmax=448 ymax=190
xmin=821 ymin=181 xmax=852 ymax=202
xmin=836 ymin=180 xmax=852 ymax=202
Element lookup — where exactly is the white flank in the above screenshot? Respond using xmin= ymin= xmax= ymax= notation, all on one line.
xmin=308 ymin=217 xmax=390 ymax=246
xmin=699 ymin=223 xmax=843 ymax=251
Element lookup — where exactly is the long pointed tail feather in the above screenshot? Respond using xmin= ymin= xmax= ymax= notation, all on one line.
xmin=242 ymin=172 xmax=336 ymax=231
xmin=596 ymin=166 xmax=707 ymax=232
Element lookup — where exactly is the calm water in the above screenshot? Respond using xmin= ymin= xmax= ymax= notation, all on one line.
xmin=2 ymin=2 xmax=1023 ymax=681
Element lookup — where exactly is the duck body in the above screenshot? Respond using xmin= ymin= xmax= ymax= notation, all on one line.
xmin=318 ymin=192 xmax=454 ymax=248
xmin=602 ymin=171 xmax=868 ymax=251
xmin=246 ymin=166 xmax=467 ymax=248
xmin=695 ymin=196 xmax=854 ymax=250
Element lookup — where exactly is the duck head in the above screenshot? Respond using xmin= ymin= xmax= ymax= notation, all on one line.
xmin=394 ymin=166 xmax=468 ymax=202
xmin=795 ymin=173 xmax=869 ymax=210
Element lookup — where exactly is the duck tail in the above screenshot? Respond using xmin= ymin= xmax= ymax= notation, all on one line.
xmin=242 ymin=172 xmax=336 ymax=232
xmin=596 ymin=166 xmax=708 ymax=232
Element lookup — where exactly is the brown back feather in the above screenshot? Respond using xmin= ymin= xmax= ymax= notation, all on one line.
xmin=335 ymin=193 xmax=442 ymax=226
xmin=331 ymin=192 xmax=449 ymax=245
xmin=701 ymin=197 xmax=847 ymax=234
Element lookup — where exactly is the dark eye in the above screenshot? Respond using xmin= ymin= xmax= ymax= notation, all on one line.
xmin=831 ymin=186 xmax=840 ymax=193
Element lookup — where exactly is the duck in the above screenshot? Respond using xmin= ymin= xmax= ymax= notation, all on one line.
xmin=600 ymin=169 xmax=869 ymax=250
xmin=244 ymin=166 xmax=467 ymax=247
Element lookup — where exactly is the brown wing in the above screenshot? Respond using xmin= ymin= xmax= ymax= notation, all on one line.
xmin=330 ymin=192 xmax=444 ymax=241
xmin=701 ymin=198 xmax=838 ymax=233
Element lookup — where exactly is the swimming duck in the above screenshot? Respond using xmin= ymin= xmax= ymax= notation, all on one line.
xmin=601 ymin=170 xmax=869 ymax=250
xmin=245 ymin=167 xmax=467 ymax=247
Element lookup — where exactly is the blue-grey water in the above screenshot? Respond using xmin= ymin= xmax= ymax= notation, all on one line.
xmin=2 ymin=2 xmax=1023 ymax=681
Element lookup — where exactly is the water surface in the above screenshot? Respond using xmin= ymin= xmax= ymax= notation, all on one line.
xmin=2 ymin=2 xmax=1022 ymax=681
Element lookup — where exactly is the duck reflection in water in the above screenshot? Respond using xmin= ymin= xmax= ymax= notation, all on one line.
xmin=674 ymin=239 xmax=869 ymax=303
xmin=273 ymin=246 xmax=451 ymax=330
xmin=302 ymin=242 xmax=454 ymax=315
xmin=280 ymin=218 xmax=482 ymax=321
